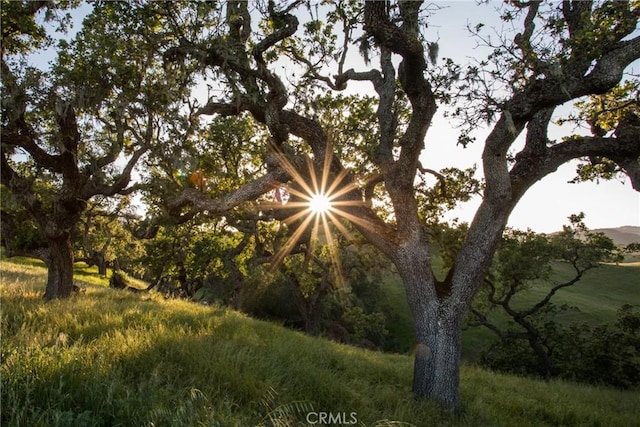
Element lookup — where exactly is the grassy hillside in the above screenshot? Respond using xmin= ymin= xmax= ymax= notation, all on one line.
xmin=592 ymin=226 xmax=640 ymax=246
xmin=2 ymin=260 xmax=640 ymax=426
xmin=509 ymin=261 xmax=640 ymax=322
xmin=380 ymin=258 xmax=640 ymax=360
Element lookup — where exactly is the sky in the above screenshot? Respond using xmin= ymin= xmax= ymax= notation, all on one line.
xmin=32 ymin=1 xmax=639 ymax=234
xmin=288 ymin=0 xmax=639 ymax=233
xmin=414 ymin=1 xmax=640 ymax=233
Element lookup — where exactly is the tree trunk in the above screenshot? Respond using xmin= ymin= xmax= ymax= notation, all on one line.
xmin=43 ymin=234 xmax=75 ymax=300
xmin=394 ymin=239 xmax=464 ymax=413
xmin=94 ymin=251 xmax=108 ymax=276
xmin=411 ymin=299 xmax=463 ymax=413
xmin=294 ymin=286 xmax=322 ymax=336
xmin=303 ymin=309 xmax=322 ymax=336
xmin=528 ymin=336 xmax=557 ymax=379
xmin=97 ymin=258 xmax=107 ymax=276
xmin=428 ymin=318 xmax=462 ymax=410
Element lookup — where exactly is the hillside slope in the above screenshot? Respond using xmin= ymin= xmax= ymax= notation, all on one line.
xmin=1 ymin=259 xmax=639 ymax=427
xmin=588 ymin=225 xmax=640 ymax=246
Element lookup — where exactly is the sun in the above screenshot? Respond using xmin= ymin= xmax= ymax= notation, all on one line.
xmin=264 ymin=142 xmax=376 ymax=287
xmin=308 ymin=193 xmax=332 ymax=214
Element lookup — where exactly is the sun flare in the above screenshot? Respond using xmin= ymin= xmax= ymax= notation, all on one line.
xmin=308 ymin=193 xmax=332 ymax=214
xmin=264 ymin=143 xmax=377 ymax=289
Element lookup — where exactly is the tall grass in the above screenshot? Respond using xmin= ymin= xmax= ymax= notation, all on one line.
xmin=381 ymin=260 xmax=640 ymax=358
xmin=2 ymin=259 xmax=639 ymax=426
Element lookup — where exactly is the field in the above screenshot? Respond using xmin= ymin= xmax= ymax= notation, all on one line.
xmin=2 ymin=258 xmax=640 ymax=426
xmin=379 ymin=258 xmax=640 ymax=361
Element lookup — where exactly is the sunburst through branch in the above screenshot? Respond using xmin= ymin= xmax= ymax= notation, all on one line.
xmin=265 ymin=144 xmax=369 ymax=287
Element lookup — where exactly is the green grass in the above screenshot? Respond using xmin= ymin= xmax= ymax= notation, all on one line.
xmin=458 ymin=260 xmax=640 ymax=361
xmin=513 ymin=261 xmax=640 ymax=323
xmin=378 ymin=258 xmax=640 ymax=360
xmin=2 ymin=259 xmax=640 ymax=426
xmin=0 ymin=255 xmax=148 ymax=289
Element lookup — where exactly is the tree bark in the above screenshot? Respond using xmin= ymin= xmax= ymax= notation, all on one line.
xmin=390 ymin=232 xmax=465 ymax=411
xmin=424 ymin=314 xmax=462 ymax=411
xmin=80 ymin=251 xmax=108 ymax=276
xmin=43 ymin=233 xmax=75 ymax=300
xmin=97 ymin=255 xmax=108 ymax=277
xmin=395 ymin=280 xmax=463 ymax=412
xmin=406 ymin=284 xmax=463 ymax=412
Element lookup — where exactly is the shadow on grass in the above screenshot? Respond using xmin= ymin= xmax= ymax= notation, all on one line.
xmin=2 ymin=284 xmax=446 ymax=426
xmin=3 ymin=263 xmax=639 ymax=427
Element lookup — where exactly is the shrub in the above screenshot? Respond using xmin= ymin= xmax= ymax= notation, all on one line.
xmin=480 ymin=305 xmax=640 ymax=389
xmin=561 ymin=305 xmax=640 ymax=389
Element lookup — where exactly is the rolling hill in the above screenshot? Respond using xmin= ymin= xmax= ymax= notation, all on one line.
xmin=584 ymin=225 xmax=640 ymax=246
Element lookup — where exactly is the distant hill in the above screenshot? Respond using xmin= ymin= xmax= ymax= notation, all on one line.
xmin=591 ymin=226 xmax=640 ymax=246
xmin=547 ymin=226 xmax=640 ymax=246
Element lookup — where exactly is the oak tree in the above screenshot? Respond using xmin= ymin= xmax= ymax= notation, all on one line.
xmin=468 ymin=215 xmax=622 ymax=379
xmin=1 ymin=1 xmax=192 ymax=298
xmin=155 ymin=1 xmax=639 ymax=412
